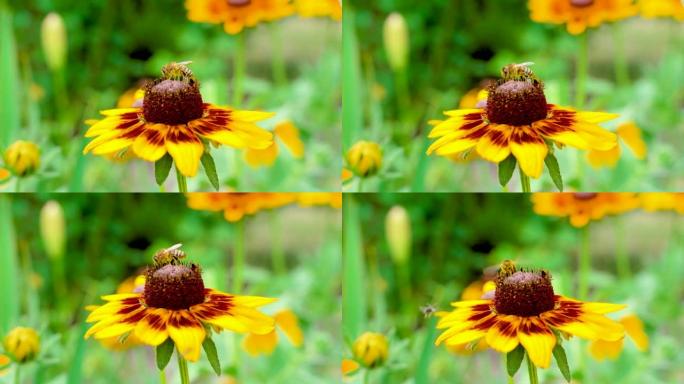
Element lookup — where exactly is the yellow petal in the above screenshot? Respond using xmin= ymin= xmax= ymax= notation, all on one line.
xmin=622 ymin=314 xmax=648 ymax=351
xmin=274 ymin=309 xmax=303 ymax=347
xmin=134 ymin=309 xmax=170 ymax=346
xmin=517 ymin=318 xmax=555 ymax=368
xmin=510 ymin=136 xmax=548 ymax=179
xmin=617 ymin=122 xmax=647 ymax=159
xmin=485 ymin=316 xmax=520 ymax=353
xmin=274 ymin=121 xmax=305 ymax=158
xmin=167 ymin=311 xmax=206 ymax=362
xmin=165 ymin=129 xmax=204 ymax=177
xmin=589 ymin=338 xmax=624 ymax=361
xmin=242 ymin=331 xmax=278 ymax=356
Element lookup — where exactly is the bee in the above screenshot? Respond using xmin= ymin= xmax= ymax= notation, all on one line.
xmin=420 ymin=303 xmax=437 ymax=318
xmin=161 ymin=61 xmax=196 ymax=84
xmin=499 ymin=259 xmax=517 ymax=277
xmin=153 ymin=243 xmax=186 ymax=266
xmin=501 ymin=62 xmax=540 ymax=84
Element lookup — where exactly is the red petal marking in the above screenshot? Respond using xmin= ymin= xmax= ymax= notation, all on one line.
xmin=121 ymin=308 xmax=148 ymax=324
xmin=460 ymin=119 xmax=485 ymax=131
xmin=168 ymin=312 xmax=200 ymax=328
xmin=473 ymin=315 xmax=498 ymax=331
xmin=144 ymin=313 xmax=167 ymax=331
xmin=487 ymin=128 xmax=509 ymax=147
xmin=495 ymin=319 xmax=517 ymax=338
xmin=510 ymin=127 xmax=544 ymax=145
xmin=121 ymin=125 xmax=145 ymax=139
xmin=463 ymin=126 xmax=489 ymax=140
xmin=519 ymin=318 xmax=551 ymax=335
xmin=468 ymin=310 xmax=492 ymax=322
xmin=116 ymin=303 xmax=143 ymax=315
xmin=166 ymin=126 xmax=200 ymax=144
xmin=117 ymin=119 xmax=142 ymax=130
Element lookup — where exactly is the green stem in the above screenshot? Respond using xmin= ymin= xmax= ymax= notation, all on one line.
xmin=611 ymin=23 xmax=629 ymax=88
xmin=508 ymin=375 xmax=515 ymax=384
xmin=578 ymin=226 xmax=591 ymax=299
xmin=14 ymin=365 xmax=20 ymax=384
xmin=519 ymin=166 xmax=531 ymax=193
xmin=233 ymin=219 xmax=245 ymax=294
xmin=269 ymin=23 xmax=287 ymax=87
xmin=526 ymin=353 xmax=538 ymax=384
xmin=270 ymin=212 xmax=286 ymax=276
xmin=357 ymin=178 xmax=364 ymax=192
xmin=14 ymin=178 xmax=20 ymax=192
xmin=615 ymin=218 xmax=631 ymax=279
xmin=363 ymin=369 xmax=370 ymax=384
xmin=175 ymin=167 xmax=188 ymax=193
xmin=233 ymin=33 xmax=246 ymax=106
xmin=158 ymin=369 xmax=167 ymax=384
xmin=575 ymin=32 xmax=588 ymax=108
xmin=176 ymin=349 xmax=190 ymax=384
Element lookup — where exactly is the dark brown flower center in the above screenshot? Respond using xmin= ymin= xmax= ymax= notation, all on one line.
xmin=142 ymin=79 xmax=204 ymax=125
xmin=494 ymin=271 xmax=555 ymax=317
xmin=574 ymin=192 xmax=598 ymax=200
xmin=227 ymin=0 xmax=251 ymax=6
xmin=144 ymin=263 xmax=205 ymax=310
xmin=570 ymin=0 xmax=594 ymax=7
xmin=486 ymin=80 xmax=548 ymax=126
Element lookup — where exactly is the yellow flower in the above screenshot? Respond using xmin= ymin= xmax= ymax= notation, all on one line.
xmin=639 ymin=192 xmax=684 ymax=214
xmin=589 ymin=314 xmax=648 ymax=360
xmin=529 ymin=0 xmax=637 ymax=35
xmin=427 ymin=67 xmax=618 ymax=179
xmin=346 ymin=141 xmax=382 ymax=178
xmin=187 ymin=193 xmax=299 ymax=221
xmin=3 ymin=327 xmax=40 ymax=363
xmin=341 ymin=358 xmax=360 ymax=376
xmin=83 ymin=62 xmax=274 ymax=177
xmin=296 ymin=192 xmax=342 ymax=209
xmin=638 ymin=0 xmax=684 ymax=20
xmin=587 ymin=121 xmax=647 ymax=168
xmin=85 ymin=245 xmax=276 ymax=362
xmin=532 ymin=192 xmax=640 ymax=227
xmin=185 ymin=0 xmax=295 ymax=34
xmin=436 ymin=261 xmax=626 ymax=368
xmin=245 ymin=120 xmax=304 ymax=168
xmin=352 ymin=332 xmax=389 ymax=368
xmin=242 ymin=309 xmax=303 ymax=356
xmin=294 ymin=0 xmax=341 ymax=20
xmin=4 ymin=141 xmax=40 ymax=177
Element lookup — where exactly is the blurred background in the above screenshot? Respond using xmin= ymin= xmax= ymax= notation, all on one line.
xmin=0 ymin=0 xmax=340 ymax=192
xmin=0 ymin=193 xmax=341 ymax=383
xmin=342 ymin=0 xmax=684 ymax=192
xmin=343 ymin=193 xmax=684 ymax=383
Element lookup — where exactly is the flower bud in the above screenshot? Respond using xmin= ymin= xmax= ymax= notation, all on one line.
xmin=385 ymin=206 xmax=411 ymax=265
xmin=41 ymin=13 xmax=67 ymax=72
xmin=352 ymin=332 xmax=388 ymax=368
xmin=3 ymin=327 xmax=40 ymax=363
xmin=40 ymin=201 xmax=66 ymax=261
xmin=346 ymin=141 xmax=382 ymax=178
xmin=4 ymin=140 xmax=40 ymax=177
xmin=383 ymin=13 xmax=409 ymax=72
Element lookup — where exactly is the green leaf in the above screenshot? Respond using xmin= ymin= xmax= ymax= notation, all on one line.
xmin=201 ymin=152 xmax=220 ymax=191
xmin=498 ymin=155 xmax=517 ymax=187
xmin=202 ymin=336 xmax=221 ymax=376
xmin=155 ymin=339 xmax=174 ymax=371
xmin=553 ymin=343 xmax=571 ymax=383
xmin=545 ymin=153 xmax=564 ymax=191
xmin=155 ymin=154 xmax=173 ymax=186
xmin=506 ymin=344 xmax=525 ymax=378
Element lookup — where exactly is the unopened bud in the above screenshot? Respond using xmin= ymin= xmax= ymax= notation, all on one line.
xmin=385 ymin=206 xmax=411 ymax=265
xmin=40 ymin=200 xmax=66 ymax=260
xmin=41 ymin=13 xmax=67 ymax=71
xmin=383 ymin=13 xmax=409 ymax=72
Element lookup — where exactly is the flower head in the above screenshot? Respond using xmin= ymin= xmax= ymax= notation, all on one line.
xmin=3 ymin=327 xmax=40 ymax=363
xmin=85 ymin=244 xmax=276 ymax=362
xmin=185 ymin=0 xmax=295 ymax=34
xmin=529 ymin=0 xmax=637 ymax=35
xmin=4 ymin=141 xmax=40 ymax=177
xmin=428 ymin=65 xmax=618 ymax=179
xmin=346 ymin=141 xmax=382 ymax=178
xmin=83 ymin=62 xmax=274 ymax=177
xmin=352 ymin=332 xmax=388 ymax=369
xmin=436 ymin=261 xmax=626 ymax=368
xmin=532 ymin=192 xmax=640 ymax=227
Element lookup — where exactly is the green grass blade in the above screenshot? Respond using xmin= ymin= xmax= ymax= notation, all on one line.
xmin=0 ymin=196 xmax=19 ymax=333
xmin=0 ymin=4 xmax=21 ymax=148
xmin=342 ymin=194 xmax=366 ymax=339
xmin=342 ymin=4 xmax=363 ymax=150
xmin=414 ymin=316 xmax=437 ymax=384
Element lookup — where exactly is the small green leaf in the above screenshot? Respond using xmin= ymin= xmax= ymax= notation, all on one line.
xmin=553 ymin=343 xmax=571 ymax=383
xmin=202 ymin=336 xmax=221 ymax=376
xmin=155 ymin=154 xmax=174 ymax=186
xmin=506 ymin=344 xmax=525 ymax=377
xmin=498 ymin=155 xmax=517 ymax=187
xmin=201 ymin=152 xmax=220 ymax=191
xmin=156 ymin=338 xmax=174 ymax=371
xmin=544 ymin=153 xmax=563 ymax=191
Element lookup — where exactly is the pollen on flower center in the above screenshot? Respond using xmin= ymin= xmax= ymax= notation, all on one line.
xmin=227 ymin=0 xmax=251 ymax=6
xmin=494 ymin=270 xmax=555 ymax=317
xmin=570 ymin=0 xmax=595 ymax=7
xmin=143 ymin=263 xmax=205 ymax=310
xmin=486 ymin=80 xmax=548 ymax=126
xmin=142 ymin=79 xmax=204 ymax=125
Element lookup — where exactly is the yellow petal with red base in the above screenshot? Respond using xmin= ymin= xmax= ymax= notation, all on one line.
xmin=168 ymin=310 xmax=206 ymax=362
xmin=517 ymin=318 xmax=555 ymax=368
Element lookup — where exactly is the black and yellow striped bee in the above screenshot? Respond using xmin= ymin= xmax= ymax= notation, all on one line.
xmin=153 ymin=243 xmax=186 ymax=266
xmin=161 ymin=61 xmax=196 ymax=84
xmin=501 ymin=62 xmax=540 ymax=84
xmin=499 ymin=259 xmax=517 ymax=277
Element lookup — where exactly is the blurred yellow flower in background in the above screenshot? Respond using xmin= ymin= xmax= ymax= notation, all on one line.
xmin=639 ymin=193 xmax=684 ymax=213
xmin=589 ymin=314 xmax=649 ymax=360
xmin=587 ymin=122 xmax=647 ymax=168
xmin=296 ymin=192 xmax=342 ymax=209
xmin=4 ymin=141 xmax=40 ymax=177
xmin=346 ymin=141 xmax=382 ymax=178
xmin=242 ymin=309 xmax=303 ymax=356
xmin=341 ymin=168 xmax=353 ymax=182
xmin=185 ymin=0 xmax=295 ymax=34
xmin=0 ymin=168 xmax=9 ymax=183
xmin=0 ymin=354 xmax=10 ymax=376
xmin=352 ymin=332 xmax=388 ymax=368
xmin=341 ymin=358 xmax=360 ymax=376
xmin=529 ymin=0 xmax=637 ymax=35
xmin=638 ymin=0 xmax=684 ymax=20
xmin=3 ymin=327 xmax=40 ymax=363
xmin=295 ymin=0 xmax=341 ymax=20
xmin=532 ymin=192 xmax=640 ymax=227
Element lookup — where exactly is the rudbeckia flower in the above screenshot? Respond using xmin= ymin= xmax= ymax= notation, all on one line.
xmin=3 ymin=327 xmax=40 ymax=363
xmin=529 ymin=0 xmax=637 ymax=35
xmin=83 ymin=62 xmax=274 ymax=177
xmin=187 ymin=193 xmax=298 ymax=221
xmin=352 ymin=332 xmax=389 ymax=369
xmin=532 ymin=192 xmax=640 ymax=227
xmin=242 ymin=309 xmax=303 ymax=356
xmin=85 ymin=245 xmax=276 ymax=362
xmin=4 ymin=141 xmax=40 ymax=177
xmin=294 ymin=0 xmax=342 ymax=20
xmin=185 ymin=0 xmax=295 ymax=34
xmin=427 ymin=67 xmax=618 ymax=180
xmin=346 ymin=141 xmax=382 ymax=178
xmin=436 ymin=261 xmax=626 ymax=369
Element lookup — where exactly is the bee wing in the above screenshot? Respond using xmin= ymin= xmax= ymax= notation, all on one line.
xmin=165 ymin=243 xmax=183 ymax=252
xmin=176 ymin=61 xmax=193 ymax=66
xmin=519 ymin=62 xmax=535 ymax=67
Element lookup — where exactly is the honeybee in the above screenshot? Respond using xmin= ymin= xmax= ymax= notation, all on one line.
xmin=499 ymin=259 xmax=517 ymax=277
xmin=420 ymin=304 xmax=437 ymax=318
xmin=153 ymin=243 xmax=186 ymax=266
xmin=161 ymin=61 xmax=196 ymax=84
xmin=501 ymin=62 xmax=539 ymax=84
